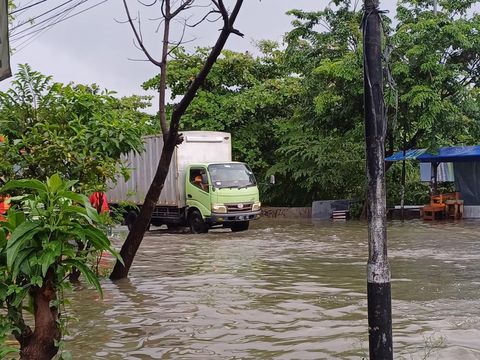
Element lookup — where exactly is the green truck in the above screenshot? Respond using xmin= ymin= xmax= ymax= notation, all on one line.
xmin=107 ymin=131 xmax=261 ymax=233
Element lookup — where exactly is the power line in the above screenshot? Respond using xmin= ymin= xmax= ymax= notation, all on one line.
xmin=11 ymin=0 xmax=89 ymax=38
xmin=11 ymin=0 xmax=89 ymax=42
xmin=10 ymin=0 xmax=48 ymax=15
xmin=12 ymin=3 xmax=80 ymax=52
xmin=10 ymin=0 xmax=80 ymax=32
xmin=12 ymin=0 xmax=110 ymax=53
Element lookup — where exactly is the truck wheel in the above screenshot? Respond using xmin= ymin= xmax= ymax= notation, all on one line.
xmin=231 ymin=221 xmax=249 ymax=232
xmin=125 ymin=210 xmax=139 ymax=231
xmin=166 ymin=223 xmax=180 ymax=230
xmin=188 ymin=210 xmax=208 ymax=234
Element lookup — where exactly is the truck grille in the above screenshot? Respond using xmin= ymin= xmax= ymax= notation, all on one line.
xmin=226 ymin=203 xmax=253 ymax=213
xmin=152 ymin=206 xmax=182 ymax=219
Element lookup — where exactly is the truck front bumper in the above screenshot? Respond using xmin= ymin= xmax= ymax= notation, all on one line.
xmin=208 ymin=210 xmax=261 ymax=223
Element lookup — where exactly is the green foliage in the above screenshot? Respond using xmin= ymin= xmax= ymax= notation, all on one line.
xmin=0 ymin=174 xmax=121 ymax=355
xmin=393 ymin=0 xmax=480 ymax=149
xmin=144 ymin=43 xmax=302 ymax=203
xmin=386 ymin=162 xmax=430 ymax=206
xmin=271 ymin=3 xmax=367 ymax=205
xmin=142 ymin=0 xmax=480 ymax=207
xmin=274 ymin=0 xmax=480 ymax=205
xmin=7 ymin=0 xmax=15 ymax=23
xmin=0 ymin=64 xmax=150 ymax=192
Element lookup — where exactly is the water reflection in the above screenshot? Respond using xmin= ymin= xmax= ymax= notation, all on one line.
xmin=65 ymin=219 xmax=480 ymax=359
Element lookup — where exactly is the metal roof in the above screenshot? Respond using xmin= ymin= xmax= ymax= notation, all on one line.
xmin=386 ymin=146 xmax=480 ymax=163
xmin=385 ymin=149 xmax=427 ymax=162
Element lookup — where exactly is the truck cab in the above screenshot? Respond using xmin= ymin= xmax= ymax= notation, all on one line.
xmin=185 ymin=162 xmax=261 ymax=233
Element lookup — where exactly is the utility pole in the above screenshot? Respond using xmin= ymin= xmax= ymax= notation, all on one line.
xmin=433 ymin=0 xmax=438 ymax=15
xmin=362 ymin=0 xmax=393 ymax=359
xmin=0 ymin=0 xmax=12 ymax=82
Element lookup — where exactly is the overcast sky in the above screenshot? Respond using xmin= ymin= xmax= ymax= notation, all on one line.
xmin=0 ymin=0 xmax=421 ymax=106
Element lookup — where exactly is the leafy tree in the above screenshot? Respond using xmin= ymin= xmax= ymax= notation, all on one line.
xmin=0 ymin=174 xmax=120 ymax=359
xmin=272 ymin=3 xmax=367 ymax=205
xmin=153 ymin=4 xmax=367 ymax=205
xmin=283 ymin=0 xmax=480 ymax=207
xmin=392 ymin=0 xmax=480 ymax=149
xmin=0 ymin=64 xmax=150 ymax=192
xmin=155 ymin=0 xmax=480 ymax=207
xmin=143 ymin=42 xmax=302 ymax=195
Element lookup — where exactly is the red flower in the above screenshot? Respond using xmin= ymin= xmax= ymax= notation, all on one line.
xmin=89 ymin=192 xmax=110 ymax=214
xmin=0 ymin=196 xmax=11 ymax=221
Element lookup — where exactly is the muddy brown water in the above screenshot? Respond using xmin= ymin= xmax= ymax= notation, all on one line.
xmin=64 ymin=219 xmax=480 ymax=359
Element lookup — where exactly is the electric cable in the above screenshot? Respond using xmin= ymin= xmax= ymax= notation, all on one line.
xmin=12 ymin=0 xmax=110 ymax=53
xmin=10 ymin=0 xmax=80 ymax=32
xmin=12 ymin=2 xmax=78 ymax=52
xmin=10 ymin=0 xmax=47 ymax=15
xmin=11 ymin=0 xmax=89 ymax=38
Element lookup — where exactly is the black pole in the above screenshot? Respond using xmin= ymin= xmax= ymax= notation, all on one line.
xmin=1 ymin=0 xmax=13 ymax=82
xmin=432 ymin=162 xmax=439 ymax=194
xmin=362 ymin=1 xmax=393 ymax=359
xmin=400 ymin=134 xmax=407 ymax=220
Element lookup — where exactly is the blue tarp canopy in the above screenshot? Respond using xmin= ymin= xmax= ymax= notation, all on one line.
xmin=385 ymin=149 xmax=427 ymax=162
xmin=386 ymin=146 xmax=480 ymax=163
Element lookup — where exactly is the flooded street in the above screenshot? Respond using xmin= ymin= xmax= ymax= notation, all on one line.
xmin=65 ymin=219 xmax=480 ymax=359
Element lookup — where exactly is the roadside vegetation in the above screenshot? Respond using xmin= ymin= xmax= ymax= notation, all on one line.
xmin=1 ymin=0 xmax=479 ymax=357
xmin=0 ymin=175 xmax=120 ymax=359
xmin=0 ymin=66 xmax=148 ymax=357
xmin=144 ymin=0 xmax=479 ymax=207
xmin=3 ymin=1 xmax=479 ymax=209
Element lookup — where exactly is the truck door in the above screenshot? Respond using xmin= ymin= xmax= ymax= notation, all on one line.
xmin=186 ymin=167 xmax=211 ymax=216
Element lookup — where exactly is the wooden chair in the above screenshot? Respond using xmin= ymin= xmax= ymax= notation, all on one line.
xmin=445 ymin=195 xmax=464 ymax=219
xmin=422 ymin=203 xmax=446 ymax=220
xmin=422 ymin=192 xmax=463 ymax=220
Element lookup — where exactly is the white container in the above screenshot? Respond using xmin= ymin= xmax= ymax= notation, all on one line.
xmin=107 ymin=131 xmax=232 ymax=207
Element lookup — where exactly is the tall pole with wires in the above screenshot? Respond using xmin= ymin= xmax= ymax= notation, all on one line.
xmin=0 ymin=0 xmax=11 ymax=81
xmin=362 ymin=0 xmax=393 ymax=359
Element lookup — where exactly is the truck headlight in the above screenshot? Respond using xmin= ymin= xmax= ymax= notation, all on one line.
xmin=252 ymin=202 xmax=261 ymax=211
xmin=212 ymin=203 xmax=227 ymax=213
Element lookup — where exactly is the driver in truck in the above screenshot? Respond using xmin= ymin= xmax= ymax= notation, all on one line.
xmin=194 ymin=175 xmax=208 ymax=192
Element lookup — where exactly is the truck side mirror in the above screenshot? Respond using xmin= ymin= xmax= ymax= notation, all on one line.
xmin=201 ymin=173 xmax=209 ymax=184
xmin=269 ymin=175 xmax=275 ymax=185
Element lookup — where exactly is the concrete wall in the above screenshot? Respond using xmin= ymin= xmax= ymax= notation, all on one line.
xmin=464 ymin=206 xmax=480 ymax=219
xmin=312 ymin=200 xmax=351 ymax=220
xmin=261 ymin=207 xmax=312 ymax=219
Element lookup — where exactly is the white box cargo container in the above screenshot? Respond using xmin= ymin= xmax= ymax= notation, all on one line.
xmin=107 ymin=131 xmax=232 ymax=207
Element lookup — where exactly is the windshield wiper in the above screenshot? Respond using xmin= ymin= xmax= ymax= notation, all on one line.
xmin=238 ymin=184 xmax=255 ymax=189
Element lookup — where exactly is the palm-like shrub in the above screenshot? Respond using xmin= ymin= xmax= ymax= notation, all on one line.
xmin=0 ymin=174 xmax=121 ymax=359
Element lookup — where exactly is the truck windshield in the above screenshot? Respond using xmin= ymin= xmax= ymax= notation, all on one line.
xmin=208 ymin=163 xmax=257 ymax=189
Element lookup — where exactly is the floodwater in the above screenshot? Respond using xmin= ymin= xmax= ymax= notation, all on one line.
xmin=65 ymin=219 xmax=480 ymax=359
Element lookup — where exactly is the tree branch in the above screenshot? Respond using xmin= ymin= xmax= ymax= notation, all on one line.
xmin=171 ymin=0 xmax=244 ymax=122
xmin=185 ymin=9 xmax=217 ymax=28
xmin=138 ymin=0 xmax=157 ymax=6
xmin=122 ymin=0 xmax=162 ymax=67
xmin=171 ymin=0 xmax=194 ymax=18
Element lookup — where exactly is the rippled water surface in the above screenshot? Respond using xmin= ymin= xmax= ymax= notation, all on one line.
xmin=65 ymin=219 xmax=480 ymax=359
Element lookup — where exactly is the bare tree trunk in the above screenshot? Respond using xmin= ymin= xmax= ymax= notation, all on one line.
xmin=110 ymin=0 xmax=245 ymax=280
xmin=159 ymin=0 xmax=171 ymax=137
xmin=16 ymin=272 xmax=60 ymax=360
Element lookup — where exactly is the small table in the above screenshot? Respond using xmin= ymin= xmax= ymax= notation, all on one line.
xmin=445 ymin=200 xmax=464 ymax=219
